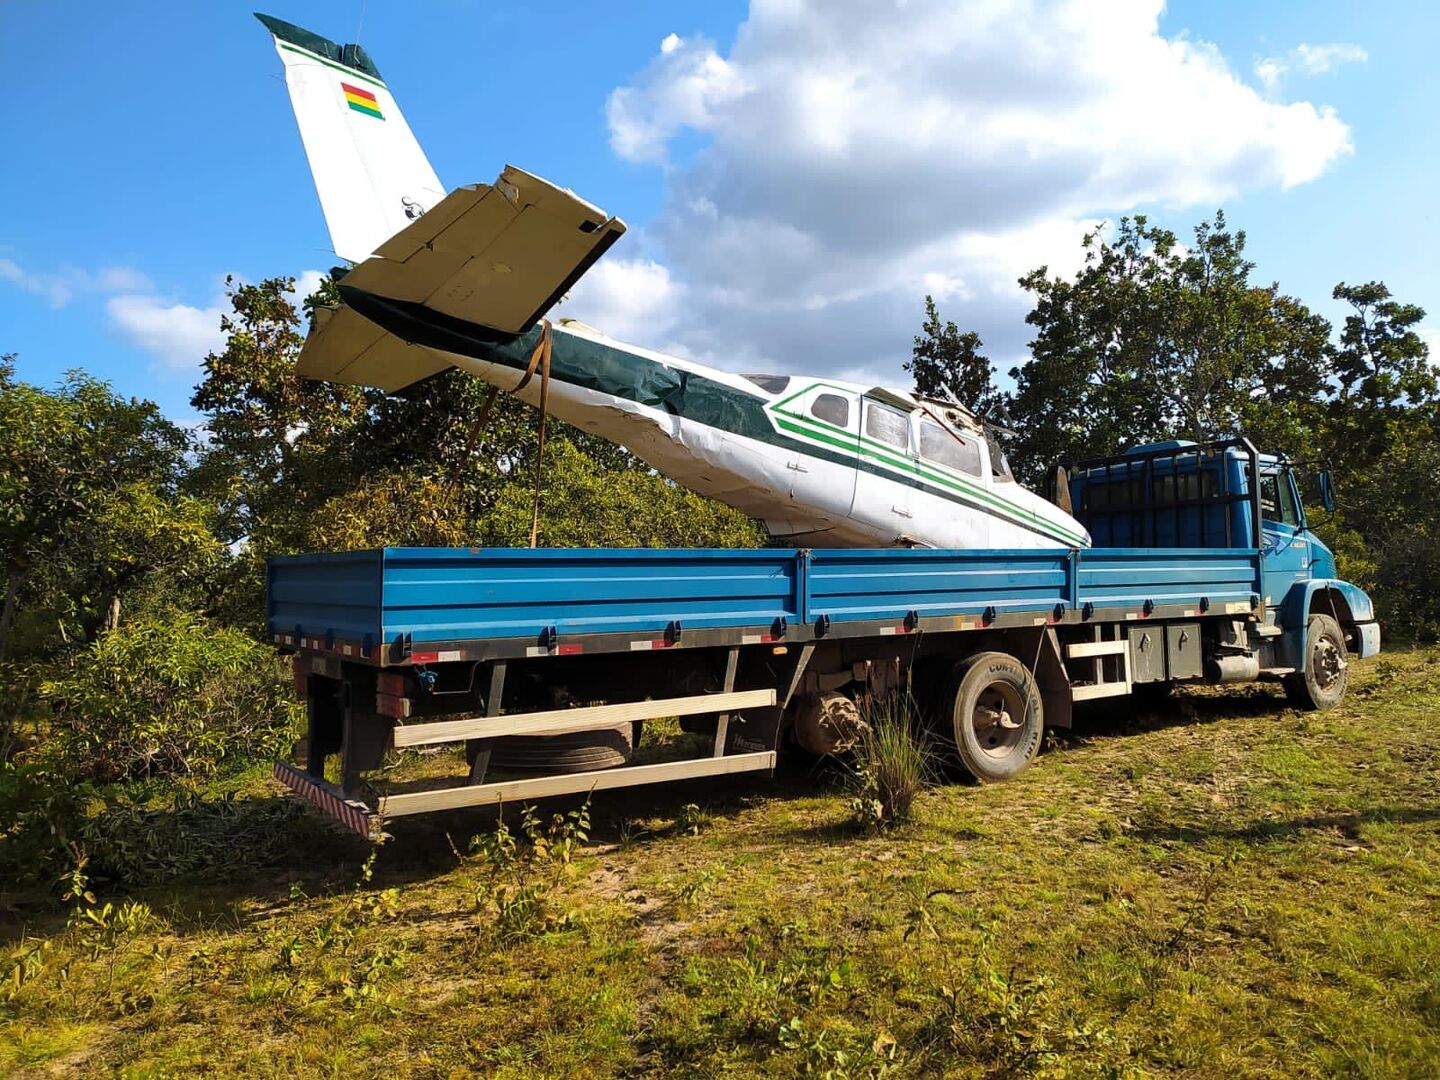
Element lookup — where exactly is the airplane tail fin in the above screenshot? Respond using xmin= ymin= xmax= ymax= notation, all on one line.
xmin=257 ymin=13 xmax=446 ymax=262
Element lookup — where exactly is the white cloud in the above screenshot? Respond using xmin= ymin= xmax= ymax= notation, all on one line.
xmin=0 ymin=257 xmax=152 ymax=308
xmin=106 ymin=293 xmax=228 ymax=373
xmin=106 ymin=268 xmax=327 ymax=375
xmin=601 ymin=0 xmax=1356 ymax=384
xmin=1256 ymin=42 xmax=1367 ymax=93
xmin=556 ymin=256 xmax=685 ymax=345
xmin=1295 ymin=43 xmax=1369 ymax=74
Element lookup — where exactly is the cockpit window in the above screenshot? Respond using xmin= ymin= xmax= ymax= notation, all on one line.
xmin=742 ymin=374 xmax=791 ymax=394
xmin=920 ymin=420 xmax=981 ymax=476
xmin=984 ymin=428 xmax=1014 ymax=482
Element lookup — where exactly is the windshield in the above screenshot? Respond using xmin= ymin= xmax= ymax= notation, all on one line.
xmin=984 ymin=428 xmax=1014 ymax=482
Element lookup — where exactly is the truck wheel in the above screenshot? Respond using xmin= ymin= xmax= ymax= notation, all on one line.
xmin=948 ymin=652 xmax=1044 ymax=783
xmin=1283 ymin=614 xmax=1349 ymax=711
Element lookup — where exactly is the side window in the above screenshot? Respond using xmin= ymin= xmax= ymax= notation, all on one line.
xmin=1259 ymin=474 xmax=1282 ymax=523
xmin=811 ymin=393 xmax=850 ymax=428
xmin=919 ymin=420 xmax=981 ymax=476
xmin=864 ymin=400 xmax=911 ymax=451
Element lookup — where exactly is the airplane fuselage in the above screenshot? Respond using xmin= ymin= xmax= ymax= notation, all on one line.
xmin=341 ymin=285 xmax=1090 ymax=550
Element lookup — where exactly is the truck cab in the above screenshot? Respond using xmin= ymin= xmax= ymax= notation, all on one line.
xmin=1067 ymin=438 xmax=1381 ymax=704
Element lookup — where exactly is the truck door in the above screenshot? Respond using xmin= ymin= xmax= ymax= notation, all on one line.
xmin=1259 ymin=467 xmax=1309 ymax=604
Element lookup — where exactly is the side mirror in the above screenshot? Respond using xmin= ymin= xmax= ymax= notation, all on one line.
xmin=1317 ymin=469 xmax=1336 ymax=513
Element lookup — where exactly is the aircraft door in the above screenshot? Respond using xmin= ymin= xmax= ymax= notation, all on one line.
xmin=781 ymin=387 xmax=860 ymax=531
xmin=854 ymin=397 xmax=918 ymax=542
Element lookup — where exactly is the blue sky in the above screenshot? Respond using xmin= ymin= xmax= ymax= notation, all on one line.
xmin=1 ymin=1 xmax=1434 ymax=422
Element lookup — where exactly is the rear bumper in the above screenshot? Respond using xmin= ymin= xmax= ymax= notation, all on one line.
xmin=273 ymin=761 xmax=378 ymax=840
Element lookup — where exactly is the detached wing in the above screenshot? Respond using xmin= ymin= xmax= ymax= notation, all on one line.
xmin=297 ymin=166 xmax=627 ymax=389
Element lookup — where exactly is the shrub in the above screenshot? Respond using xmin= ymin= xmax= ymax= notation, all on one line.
xmin=38 ymin=611 xmax=301 ymax=783
xmin=849 ymin=693 xmax=933 ymax=829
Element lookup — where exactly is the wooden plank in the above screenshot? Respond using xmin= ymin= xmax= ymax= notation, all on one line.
xmin=1065 ymin=640 xmax=1129 ymax=659
xmin=379 ymin=751 xmax=777 ymax=817
xmin=713 ymin=647 xmax=740 ymax=758
xmin=391 ymin=689 xmax=777 ymax=748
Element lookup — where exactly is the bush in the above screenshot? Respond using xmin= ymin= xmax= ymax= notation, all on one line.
xmin=38 ymin=611 xmax=301 ymax=783
xmin=849 ymin=694 xmax=933 ymax=829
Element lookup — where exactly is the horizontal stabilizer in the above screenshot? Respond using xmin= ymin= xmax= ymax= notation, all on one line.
xmin=297 ymin=304 xmax=451 ymax=391
xmin=341 ymin=165 xmax=627 ymax=335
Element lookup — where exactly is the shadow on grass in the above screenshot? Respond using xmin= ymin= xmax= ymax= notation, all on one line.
xmin=1058 ymin=683 xmax=1292 ymax=742
xmin=1132 ymin=804 xmax=1440 ymax=847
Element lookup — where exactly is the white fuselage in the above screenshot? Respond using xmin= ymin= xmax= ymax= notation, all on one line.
xmin=440 ymin=320 xmax=1091 ymax=551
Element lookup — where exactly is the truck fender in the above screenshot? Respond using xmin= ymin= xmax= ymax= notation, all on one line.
xmin=1277 ymin=579 xmax=1379 ymax=666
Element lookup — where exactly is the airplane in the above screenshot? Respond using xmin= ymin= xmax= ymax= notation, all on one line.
xmin=256 ymin=14 xmax=1091 ymax=551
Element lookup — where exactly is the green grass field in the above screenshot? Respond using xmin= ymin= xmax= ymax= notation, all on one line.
xmin=4 ymin=647 xmax=1439 ymax=1078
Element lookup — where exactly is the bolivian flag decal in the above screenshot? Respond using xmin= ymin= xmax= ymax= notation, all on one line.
xmin=341 ymin=82 xmax=383 ymax=120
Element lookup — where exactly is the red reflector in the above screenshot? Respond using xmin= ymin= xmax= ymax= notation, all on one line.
xmin=556 ymin=644 xmax=583 ymax=655
xmin=409 ymin=651 xmax=440 ymax=664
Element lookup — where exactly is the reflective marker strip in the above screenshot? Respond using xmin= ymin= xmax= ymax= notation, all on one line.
xmin=409 ymin=650 xmax=462 ymax=664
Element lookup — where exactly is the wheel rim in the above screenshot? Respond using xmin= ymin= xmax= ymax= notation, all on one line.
xmin=969 ymin=681 xmax=1028 ymax=758
xmin=1311 ymin=633 xmax=1346 ymax=690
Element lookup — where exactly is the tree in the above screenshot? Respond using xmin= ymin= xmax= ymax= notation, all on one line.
xmin=1317 ymin=282 xmax=1440 ymax=638
xmin=0 ymin=358 xmax=219 ymax=660
xmin=0 ymin=358 xmax=223 ymax=761
xmin=1004 ymin=212 xmax=1333 ymax=482
xmin=906 ymin=296 xmax=1000 ymax=416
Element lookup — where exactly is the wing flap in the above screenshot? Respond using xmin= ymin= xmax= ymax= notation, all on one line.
xmin=297 ymin=305 xmax=451 ymax=391
xmin=345 ymin=165 xmax=626 ymax=335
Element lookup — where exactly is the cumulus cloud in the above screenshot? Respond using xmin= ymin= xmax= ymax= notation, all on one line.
xmin=106 ymin=293 xmax=229 ymax=373
xmin=600 ymin=0 xmax=1356 ymax=383
xmin=107 ymin=268 xmax=327 ymax=374
xmin=0 ymin=257 xmax=152 ymax=308
xmin=556 ymin=255 xmax=686 ymax=346
xmin=1256 ymin=42 xmax=1368 ymax=93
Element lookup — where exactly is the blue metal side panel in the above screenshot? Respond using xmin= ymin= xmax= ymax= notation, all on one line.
xmin=805 ymin=549 xmax=1070 ymax=623
xmin=378 ymin=548 xmax=801 ymax=643
xmin=268 ymin=550 xmax=385 ymax=642
xmin=1076 ymin=548 xmax=1258 ymax=609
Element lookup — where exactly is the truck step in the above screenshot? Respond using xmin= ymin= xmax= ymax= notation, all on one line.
xmin=1070 ymin=682 xmax=1133 ymax=702
xmin=390 ymin=689 xmax=777 ymax=748
xmin=1065 ymin=640 xmax=1129 ymax=659
xmin=1253 ymin=623 xmax=1284 ymax=638
xmin=378 ymin=751 xmax=777 ymax=817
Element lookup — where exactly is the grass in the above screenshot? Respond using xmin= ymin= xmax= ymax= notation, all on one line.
xmin=2 ymin=647 xmax=1439 ymax=1077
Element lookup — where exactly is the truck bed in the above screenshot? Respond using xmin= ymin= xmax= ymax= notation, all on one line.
xmin=267 ymin=546 xmax=1263 ymax=663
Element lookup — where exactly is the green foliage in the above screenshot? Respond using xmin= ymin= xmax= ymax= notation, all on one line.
xmin=481 ymin=436 xmax=766 ymax=549
xmin=37 ymin=611 xmax=300 ymax=783
xmin=906 ymin=294 xmax=1001 ymax=416
xmin=0 ymin=358 xmax=218 ymax=660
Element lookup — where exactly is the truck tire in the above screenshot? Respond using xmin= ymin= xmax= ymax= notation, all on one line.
xmin=1283 ymin=613 xmax=1348 ymax=711
xmin=948 ymin=652 xmax=1044 ymax=783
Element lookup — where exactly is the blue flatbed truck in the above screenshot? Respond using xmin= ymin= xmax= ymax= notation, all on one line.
xmin=267 ymin=439 xmax=1380 ymax=838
